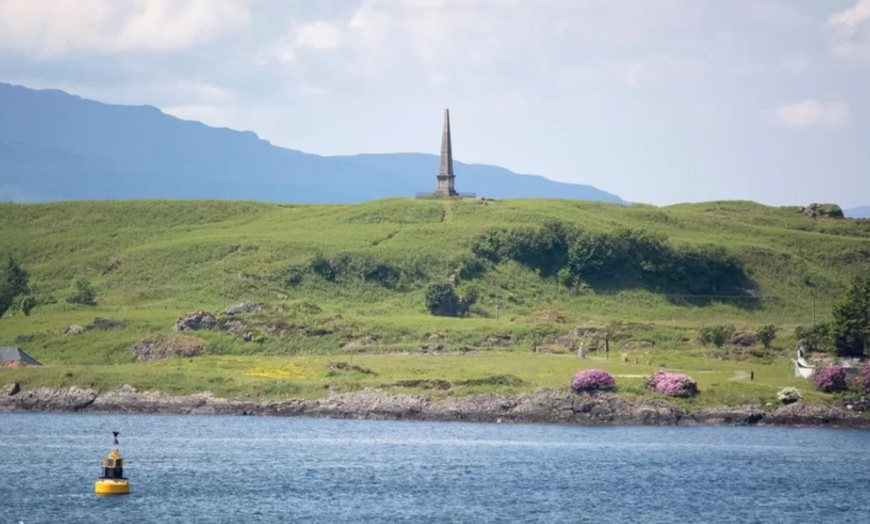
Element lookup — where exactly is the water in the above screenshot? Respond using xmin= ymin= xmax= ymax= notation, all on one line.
xmin=2 ymin=413 xmax=870 ymax=523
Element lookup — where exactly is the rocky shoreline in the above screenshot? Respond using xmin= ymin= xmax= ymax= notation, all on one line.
xmin=2 ymin=383 xmax=868 ymax=428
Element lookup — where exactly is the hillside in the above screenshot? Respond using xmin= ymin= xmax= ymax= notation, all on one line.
xmin=1 ymin=197 xmax=869 ymax=356
xmin=0 ymin=82 xmax=624 ymax=204
xmin=2 ymin=198 xmax=870 ymax=408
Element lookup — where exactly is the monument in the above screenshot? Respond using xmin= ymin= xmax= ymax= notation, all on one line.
xmin=434 ymin=108 xmax=458 ymax=196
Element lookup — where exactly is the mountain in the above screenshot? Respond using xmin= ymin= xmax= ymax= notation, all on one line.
xmin=0 ymin=82 xmax=625 ymax=204
xmin=845 ymin=206 xmax=870 ymax=219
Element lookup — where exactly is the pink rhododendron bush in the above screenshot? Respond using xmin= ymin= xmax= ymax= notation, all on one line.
xmin=570 ymin=369 xmax=615 ymax=392
xmin=646 ymin=371 xmax=698 ymax=398
xmin=855 ymin=363 xmax=870 ymax=394
xmin=814 ymin=365 xmax=848 ymax=393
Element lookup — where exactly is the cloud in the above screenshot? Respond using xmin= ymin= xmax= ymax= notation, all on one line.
xmin=0 ymin=0 xmax=251 ymax=57
xmin=266 ymin=0 xmax=701 ymax=84
xmin=828 ymin=0 xmax=870 ymax=60
xmin=775 ymin=99 xmax=849 ymax=129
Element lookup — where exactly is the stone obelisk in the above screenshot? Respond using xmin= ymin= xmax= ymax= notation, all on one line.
xmin=435 ymin=108 xmax=457 ymax=196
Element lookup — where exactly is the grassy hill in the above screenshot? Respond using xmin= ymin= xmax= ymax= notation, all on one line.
xmin=1 ymin=198 xmax=868 ymax=405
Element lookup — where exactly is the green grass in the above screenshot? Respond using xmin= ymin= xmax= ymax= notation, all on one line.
xmin=1 ymin=198 xmax=868 ymax=406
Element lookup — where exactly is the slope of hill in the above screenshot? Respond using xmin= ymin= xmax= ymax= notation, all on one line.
xmin=2 ymin=198 xmax=869 ymax=407
xmin=1 ymin=198 xmax=867 ymax=327
xmin=0 ymin=82 xmax=624 ymax=204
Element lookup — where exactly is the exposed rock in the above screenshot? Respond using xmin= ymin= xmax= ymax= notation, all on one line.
xmin=731 ymin=331 xmax=757 ymax=347
xmin=419 ymin=344 xmax=443 ymax=353
xmin=174 ymin=311 xmax=216 ymax=331
xmin=535 ymin=310 xmax=566 ymax=323
xmin=130 ymin=335 xmax=206 ymax=362
xmin=327 ymin=362 xmax=375 ymax=375
xmin=485 ymin=335 xmax=512 ymax=346
xmin=223 ymin=302 xmax=261 ymax=316
xmin=4 ymin=382 xmax=20 ymax=396
xmin=89 ymin=317 xmax=127 ymax=330
xmin=2 ymin=385 xmax=868 ymax=428
xmin=342 ymin=336 xmax=377 ymax=350
xmin=220 ymin=319 xmax=248 ymax=336
xmin=393 ymin=379 xmax=452 ymax=390
xmin=426 ymin=332 xmax=448 ymax=341
xmin=800 ymin=203 xmax=845 ymax=219
xmin=62 ymin=325 xmax=85 ymax=336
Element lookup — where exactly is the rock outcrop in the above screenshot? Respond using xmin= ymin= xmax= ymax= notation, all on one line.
xmin=2 ymin=384 xmax=867 ymax=428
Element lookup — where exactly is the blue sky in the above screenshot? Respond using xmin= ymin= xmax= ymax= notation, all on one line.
xmin=1 ymin=0 xmax=868 ymax=207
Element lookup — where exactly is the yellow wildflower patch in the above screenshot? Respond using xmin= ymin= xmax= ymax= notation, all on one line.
xmin=245 ymin=364 xmax=315 ymax=380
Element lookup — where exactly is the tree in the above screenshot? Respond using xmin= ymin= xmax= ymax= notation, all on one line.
xmin=67 ymin=278 xmax=97 ymax=306
xmin=0 ymin=256 xmax=30 ymax=319
xmin=425 ymin=283 xmax=460 ymax=317
xmin=830 ymin=275 xmax=870 ymax=357
xmin=757 ymin=324 xmax=778 ymax=349
xmin=698 ymin=325 xmax=735 ymax=348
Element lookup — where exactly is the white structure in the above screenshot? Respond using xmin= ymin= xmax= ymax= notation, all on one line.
xmin=793 ymin=346 xmax=816 ymax=379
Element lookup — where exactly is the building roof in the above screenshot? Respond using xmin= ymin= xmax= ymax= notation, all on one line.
xmin=0 ymin=347 xmax=41 ymax=366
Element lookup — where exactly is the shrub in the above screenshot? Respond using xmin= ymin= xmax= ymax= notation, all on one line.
xmin=67 ymin=278 xmax=97 ymax=306
xmin=757 ymin=324 xmax=777 ymax=349
xmin=813 ymin=365 xmax=848 ymax=393
xmin=795 ymin=324 xmax=831 ymax=351
xmin=570 ymin=369 xmax=615 ymax=392
xmin=854 ymin=363 xmax=870 ymax=394
xmin=425 ymin=283 xmax=460 ymax=317
xmin=698 ymin=325 xmax=735 ymax=348
xmin=646 ymin=370 xmax=699 ymax=397
xmin=20 ymin=295 xmax=36 ymax=316
xmin=776 ymin=387 xmax=803 ymax=405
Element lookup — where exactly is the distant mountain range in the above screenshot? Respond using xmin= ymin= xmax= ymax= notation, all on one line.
xmin=845 ymin=206 xmax=870 ymax=219
xmin=0 ymin=82 xmax=625 ymax=204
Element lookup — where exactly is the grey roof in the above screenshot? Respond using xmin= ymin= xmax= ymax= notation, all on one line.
xmin=0 ymin=347 xmax=41 ymax=366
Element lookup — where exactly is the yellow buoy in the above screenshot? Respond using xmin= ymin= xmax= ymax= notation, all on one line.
xmin=95 ymin=431 xmax=130 ymax=495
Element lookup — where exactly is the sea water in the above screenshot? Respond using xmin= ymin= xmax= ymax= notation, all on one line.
xmin=2 ymin=413 xmax=869 ymax=523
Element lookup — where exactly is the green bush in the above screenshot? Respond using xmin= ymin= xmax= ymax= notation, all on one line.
xmin=795 ymin=324 xmax=831 ymax=351
xmin=67 ymin=278 xmax=97 ymax=306
xmin=757 ymin=324 xmax=777 ymax=349
xmin=425 ymin=283 xmax=461 ymax=317
xmin=830 ymin=275 xmax=870 ymax=357
xmin=699 ymin=325 xmax=735 ymax=348
xmin=0 ymin=256 xmax=31 ymax=319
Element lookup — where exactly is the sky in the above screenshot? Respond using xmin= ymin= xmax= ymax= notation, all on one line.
xmin=1 ymin=0 xmax=869 ymax=208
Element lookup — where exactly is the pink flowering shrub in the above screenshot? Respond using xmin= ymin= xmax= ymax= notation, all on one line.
xmin=854 ymin=363 xmax=870 ymax=394
xmin=814 ymin=365 xmax=848 ymax=393
xmin=646 ymin=370 xmax=698 ymax=398
xmin=571 ymin=369 xmax=615 ymax=393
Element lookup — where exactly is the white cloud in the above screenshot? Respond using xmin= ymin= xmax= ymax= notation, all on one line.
xmin=295 ymin=21 xmax=342 ymax=50
xmin=267 ymin=0 xmax=701 ymax=84
xmin=828 ymin=0 xmax=870 ymax=60
xmin=0 ymin=0 xmax=251 ymax=57
xmin=829 ymin=0 xmax=870 ymax=31
xmin=775 ymin=99 xmax=849 ymax=129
